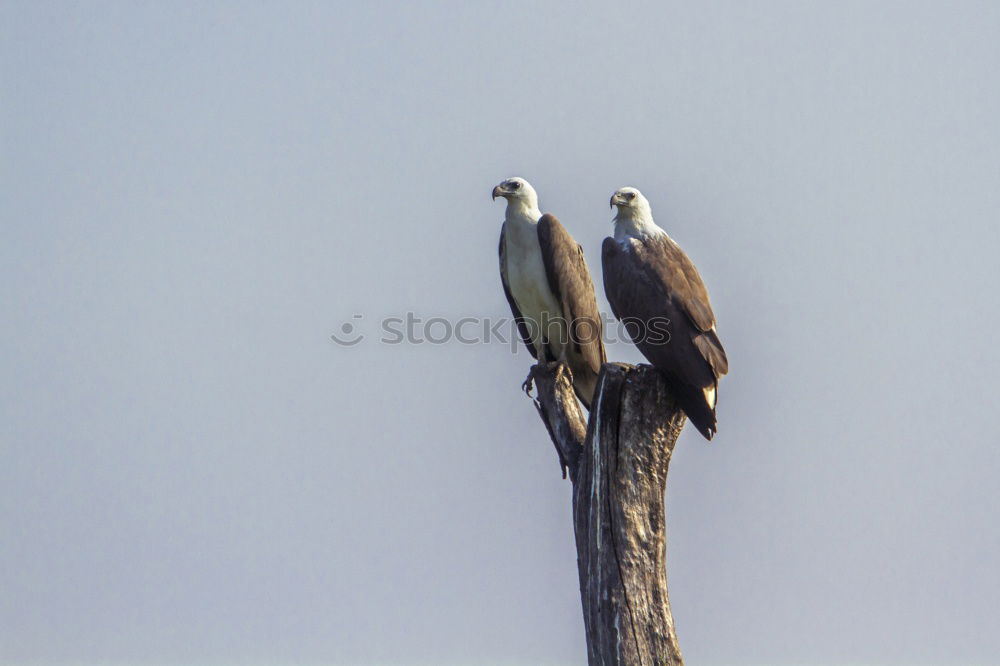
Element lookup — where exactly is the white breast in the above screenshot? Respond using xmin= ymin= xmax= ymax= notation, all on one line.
xmin=504 ymin=219 xmax=566 ymax=359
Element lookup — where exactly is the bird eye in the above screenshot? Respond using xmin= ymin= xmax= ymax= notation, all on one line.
xmin=511 ymin=181 xmax=521 ymax=190
xmin=625 ymin=192 xmax=635 ymax=201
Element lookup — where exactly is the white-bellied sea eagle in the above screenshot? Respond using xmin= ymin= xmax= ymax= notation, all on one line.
xmin=493 ymin=177 xmax=606 ymax=409
xmin=603 ymin=187 xmax=728 ymax=439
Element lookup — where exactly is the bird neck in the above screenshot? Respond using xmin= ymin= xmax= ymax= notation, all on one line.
xmin=613 ymin=209 xmax=664 ymax=241
xmin=504 ymin=199 xmax=542 ymax=225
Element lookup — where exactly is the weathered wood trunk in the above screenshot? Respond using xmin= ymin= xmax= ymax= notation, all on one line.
xmin=527 ymin=362 xmax=686 ymax=666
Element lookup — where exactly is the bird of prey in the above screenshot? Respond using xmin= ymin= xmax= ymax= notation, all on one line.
xmin=603 ymin=187 xmax=728 ymax=439
xmin=493 ymin=177 xmax=606 ymax=408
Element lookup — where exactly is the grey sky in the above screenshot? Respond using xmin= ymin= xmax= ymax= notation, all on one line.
xmin=2 ymin=1 xmax=999 ymax=664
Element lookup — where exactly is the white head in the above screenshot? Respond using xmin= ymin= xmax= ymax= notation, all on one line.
xmin=610 ymin=186 xmax=661 ymax=239
xmin=492 ymin=177 xmax=541 ymax=220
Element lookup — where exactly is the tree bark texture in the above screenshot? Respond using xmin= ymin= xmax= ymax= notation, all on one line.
xmin=527 ymin=362 xmax=686 ymax=666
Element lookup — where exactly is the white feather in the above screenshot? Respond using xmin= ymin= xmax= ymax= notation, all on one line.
xmin=504 ymin=215 xmax=566 ymax=359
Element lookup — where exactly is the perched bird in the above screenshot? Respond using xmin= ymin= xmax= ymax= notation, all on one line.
xmin=603 ymin=187 xmax=728 ymax=439
xmin=493 ymin=177 xmax=606 ymax=408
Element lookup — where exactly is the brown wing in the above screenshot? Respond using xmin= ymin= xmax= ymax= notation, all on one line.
xmin=499 ymin=223 xmax=537 ymax=359
xmin=602 ymin=235 xmax=727 ymax=439
xmin=537 ymin=214 xmax=607 ymax=376
xmin=642 ymin=235 xmax=717 ymax=332
xmin=631 ymin=235 xmax=728 ymax=375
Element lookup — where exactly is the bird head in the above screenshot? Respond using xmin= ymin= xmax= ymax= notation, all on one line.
xmin=610 ymin=186 xmax=645 ymax=210
xmin=492 ymin=177 xmax=538 ymax=208
xmin=610 ymin=187 xmax=659 ymax=238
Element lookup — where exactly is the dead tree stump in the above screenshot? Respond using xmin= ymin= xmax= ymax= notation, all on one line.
xmin=526 ymin=362 xmax=686 ymax=666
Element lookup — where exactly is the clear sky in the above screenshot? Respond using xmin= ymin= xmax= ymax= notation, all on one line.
xmin=2 ymin=1 xmax=999 ymax=664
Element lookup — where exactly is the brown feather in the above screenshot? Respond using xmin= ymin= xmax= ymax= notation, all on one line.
xmin=602 ymin=234 xmax=728 ymax=439
xmin=536 ymin=214 xmax=606 ymax=408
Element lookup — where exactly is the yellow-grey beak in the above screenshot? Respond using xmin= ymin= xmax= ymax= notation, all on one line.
xmin=492 ymin=185 xmax=504 ymax=200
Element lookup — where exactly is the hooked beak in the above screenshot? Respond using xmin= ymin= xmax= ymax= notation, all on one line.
xmin=492 ymin=185 xmax=503 ymax=201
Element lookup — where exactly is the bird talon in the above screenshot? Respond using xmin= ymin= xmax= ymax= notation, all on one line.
xmin=521 ymin=374 xmax=535 ymax=398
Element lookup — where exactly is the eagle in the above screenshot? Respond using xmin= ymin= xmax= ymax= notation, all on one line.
xmin=603 ymin=187 xmax=728 ymax=439
xmin=493 ymin=177 xmax=606 ymax=408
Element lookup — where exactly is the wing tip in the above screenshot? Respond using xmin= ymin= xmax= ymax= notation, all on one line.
xmin=692 ymin=419 xmax=717 ymax=441
xmin=680 ymin=393 xmax=719 ymax=442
